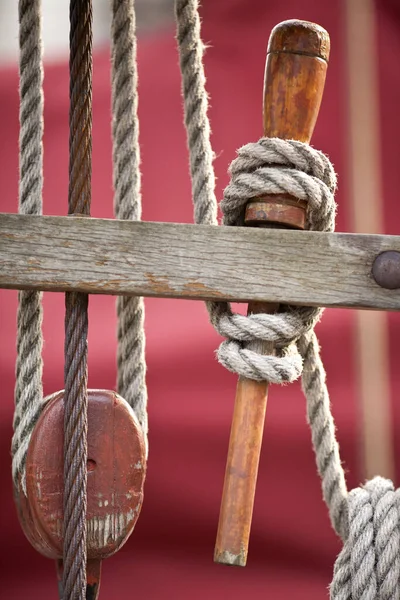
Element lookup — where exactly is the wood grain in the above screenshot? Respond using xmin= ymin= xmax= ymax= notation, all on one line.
xmin=1 ymin=212 xmax=400 ymax=310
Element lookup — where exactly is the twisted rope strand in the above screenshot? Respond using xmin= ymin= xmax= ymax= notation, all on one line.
xmin=299 ymin=331 xmax=348 ymax=540
xmin=368 ymin=479 xmax=400 ymax=599
xmin=175 ymin=0 xmax=217 ymax=226
xmin=63 ymin=0 xmax=92 ymax=598
xmin=13 ymin=0 xmax=44 ymax=494
xmin=111 ymin=0 xmax=148 ymax=445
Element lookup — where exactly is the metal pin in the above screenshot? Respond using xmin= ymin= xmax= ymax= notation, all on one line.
xmin=372 ymin=251 xmax=400 ymax=289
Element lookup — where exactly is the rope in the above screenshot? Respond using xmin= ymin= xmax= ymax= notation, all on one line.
xmin=214 ymin=138 xmax=336 ymax=382
xmin=110 ymin=0 xmax=148 ymax=449
xmin=174 ymin=1 xmax=400 ymax=596
xmin=174 ymin=0 xmax=218 ymax=226
xmin=12 ymin=0 xmax=45 ymax=495
xmin=330 ymin=478 xmax=400 ymax=600
xmin=62 ymin=0 xmax=92 ymax=597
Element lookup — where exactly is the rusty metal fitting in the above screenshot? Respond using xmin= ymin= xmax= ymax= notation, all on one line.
xmin=244 ymin=194 xmax=307 ymax=229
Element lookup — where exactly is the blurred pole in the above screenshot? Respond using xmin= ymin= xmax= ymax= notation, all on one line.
xmin=0 ymin=0 xmax=173 ymax=64
xmin=345 ymin=0 xmax=395 ymax=481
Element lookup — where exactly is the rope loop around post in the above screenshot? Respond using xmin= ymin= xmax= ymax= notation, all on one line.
xmin=209 ymin=137 xmax=337 ymax=383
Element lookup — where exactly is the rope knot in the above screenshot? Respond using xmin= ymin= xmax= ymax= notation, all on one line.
xmin=210 ymin=138 xmax=337 ymax=383
xmin=331 ymin=477 xmax=400 ymax=600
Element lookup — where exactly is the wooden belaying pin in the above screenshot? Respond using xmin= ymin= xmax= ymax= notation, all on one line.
xmin=14 ymin=390 xmax=146 ymax=599
xmin=214 ymin=20 xmax=330 ymax=567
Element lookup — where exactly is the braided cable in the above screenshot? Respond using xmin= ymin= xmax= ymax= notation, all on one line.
xmin=62 ymin=0 xmax=92 ymax=597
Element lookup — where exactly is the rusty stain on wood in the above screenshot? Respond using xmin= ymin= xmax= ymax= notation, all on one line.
xmin=182 ymin=280 xmax=225 ymax=298
xmin=144 ymin=272 xmax=176 ymax=295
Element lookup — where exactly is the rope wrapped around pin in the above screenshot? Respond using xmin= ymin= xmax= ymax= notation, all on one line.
xmin=209 ymin=137 xmax=337 ymax=383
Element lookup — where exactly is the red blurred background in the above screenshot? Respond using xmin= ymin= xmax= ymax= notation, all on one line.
xmin=1 ymin=0 xmax=400 ymax=598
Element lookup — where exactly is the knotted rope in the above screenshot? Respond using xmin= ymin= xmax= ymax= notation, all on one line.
xmin=175 ymin=1 xmax=400 ymax=597
xmin=213 ymin=138 xmax=336 ymax=382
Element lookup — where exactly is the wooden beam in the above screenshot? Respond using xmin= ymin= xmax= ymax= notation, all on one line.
xmin=1 ymin=212 xmax=400 ymax=310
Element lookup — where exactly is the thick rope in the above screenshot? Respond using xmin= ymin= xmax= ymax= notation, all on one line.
xmin=330 ymin=478 xmax=400 ymax=600
xmin=62 ymin=1 xmax=92 ymax=598
xmin=111 ymin=0 xmax=148 ymax=449
xmin=175 ymin=1 xmax=400 ymax=597
xmin=12 ymin=0 xmax=45 ymax=495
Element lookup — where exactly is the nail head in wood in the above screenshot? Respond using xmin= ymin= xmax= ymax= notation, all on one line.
xmin=372 ymin=251 xmax=400 ymax=290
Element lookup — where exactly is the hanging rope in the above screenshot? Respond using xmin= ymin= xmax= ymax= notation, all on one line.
xmin=174 ymin=1 xmax=400 ymax=597
xmin=12 ymin=0 xmax=45 ymax=495
xmin=110 ymin=0 xmax=148 ymax=448
xmin=62 ymin=0 xmax=93 ymax=598
xmin=175 ymin=0 xmax=217 ymax=227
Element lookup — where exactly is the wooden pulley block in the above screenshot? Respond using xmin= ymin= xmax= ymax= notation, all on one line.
xmin=14 ymin=389 xmax=146 ymax=597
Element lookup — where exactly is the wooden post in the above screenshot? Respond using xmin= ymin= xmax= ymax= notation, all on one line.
xmin=214 ymin=20 xmax=331 ymax=567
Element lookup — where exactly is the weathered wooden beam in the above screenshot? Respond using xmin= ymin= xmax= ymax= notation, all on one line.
xmin=1 ymin=212 xmax=400 ymax=310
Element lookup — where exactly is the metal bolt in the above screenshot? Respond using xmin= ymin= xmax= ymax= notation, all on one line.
xmin=372 ymin=251 xmax=400 ymax=289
